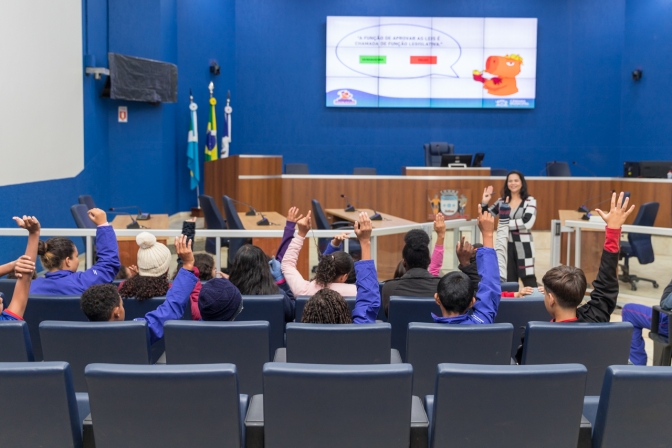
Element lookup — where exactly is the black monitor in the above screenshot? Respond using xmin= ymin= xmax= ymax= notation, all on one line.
xmin=473 ymin=152 xmax=485 ymax=167
xmin=639 ymin=161 xmax=672 ymax=178
xmin=441 ymin=154 xmax=473 ymax=167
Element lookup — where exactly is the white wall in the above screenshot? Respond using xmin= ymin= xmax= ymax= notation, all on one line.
xmin=0 ymin=0 xmax=84 ymax=187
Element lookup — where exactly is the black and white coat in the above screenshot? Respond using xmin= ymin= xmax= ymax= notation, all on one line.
xmin=488 ymin=196 xmax=537 ymax=278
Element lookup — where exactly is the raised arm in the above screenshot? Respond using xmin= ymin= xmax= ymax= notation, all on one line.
xmin=470 ymin=210 xmax=501 ymax=324
xmin=6 ymin=216 xmax=40 ymax=318
xmin=456 ymin=236 xmax=480 ymax=291
xmin=495 ymin=199 xmax=511 ymax=282
xmin=351 ymin=212 xmax=380 ymax=324
xmin=275 ymin=206 xmax=301 ymax=262
xmin=579 ymin=192 xmax=635 ymax=322
xmin=79 ymin=208 xmax=121 ymax=285
xmin=324 ymin=231 xmax=351 ymax=256
xmin=509 ymin=197 xmax=537 ymax=231
xmin=280 ymin=211 xmax=312 ymax=295
xmin=429 ymin=213 xmax=445 ymax=276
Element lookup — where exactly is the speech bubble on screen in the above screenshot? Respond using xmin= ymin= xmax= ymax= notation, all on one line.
xmin=334 ymin=23 xmax=462 ymax=79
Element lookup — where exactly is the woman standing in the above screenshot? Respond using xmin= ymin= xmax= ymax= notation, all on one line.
xmin=482 ymin=170 xmax=538 ymax=287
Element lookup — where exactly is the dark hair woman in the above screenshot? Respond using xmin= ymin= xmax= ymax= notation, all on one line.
xmin=481 ymin=170 xmax=538 ymax=287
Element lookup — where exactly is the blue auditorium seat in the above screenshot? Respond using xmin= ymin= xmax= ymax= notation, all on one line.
xmin=494 ymin=297 xmax=550 ymax=358
xmin=0 ymin=362 xmax=83 ymax=447
xmin=275 ymin=322 xmax=400 ymax=364
xmin=294 ymin=295 xmax=356 ymax=322
xmin=236 ymin=294 xmax=286 ymax=357
xmin=245 ymin=362 xmax=427 ymax=448
xmin=388 ymin=296 xmax=440 ymax=361
xmin=85 ymin=363 xmax=247 ymax=448
xmin=500 ymin=281 xmax=520 ymax=292
xmin=427 ymin=363 xmax=587 ymax=448
xmin=406 ymin=322 xmax=514 ymax=396
xmin=0 ymin=278 xmax=17 ymax=302
xmin=521 ymin=321 xmax=632 ymax=395
xmin=0 ymin=320 xmax=34 ymax=361
xmin=40 ymin=320 xmax=151 ymax=393
xmin=164 ymin=320 xmax=270 ymax=396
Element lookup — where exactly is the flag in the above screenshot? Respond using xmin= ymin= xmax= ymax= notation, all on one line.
xmin=205 ymin=96 xmax=218 ymax=161
xmin=221 ymin=91 xmax=232 ymax=158
xmin=187 ymin=100 xmax=199 ymax=190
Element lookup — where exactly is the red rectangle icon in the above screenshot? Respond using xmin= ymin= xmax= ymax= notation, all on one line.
xmin=410 ymin=56 xmax=437 ymax=64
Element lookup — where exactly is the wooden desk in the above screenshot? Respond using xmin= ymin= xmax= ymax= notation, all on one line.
xmin=325 ymin=209 xmax=418 ymax=280
xmin=238 ymin=212 xmax=309 ymax=278
xmin=111 ymin=214 xmax=169 ymax=267
xmin=558 ymin=210 xmax=604 ymax=285
xmin=402 ymin=167 xmax=491 ymax=176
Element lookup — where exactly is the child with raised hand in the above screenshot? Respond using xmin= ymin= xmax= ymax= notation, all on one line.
xmin=80 ymin=235 xmax=197 ymax=344
xmin=432 ymin=209 xmax=501 ymax=324
xmin=30 ymin=208 xmax=120 ymax=295
xmin=0 ymin=216 xmax=40 ymax=321
xmin=302 ymin=212 xmax=380 ymax=324
xmin=281 ymin=210 xmax=357 ymax=297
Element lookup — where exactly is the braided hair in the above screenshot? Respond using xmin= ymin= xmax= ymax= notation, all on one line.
xmin=314 ymin=251 xmax=353 ymax=288
xmin=119 ymin=272 xmax=170 ymax=301
xmin=301 ymin=288 xmax=353 ymax=324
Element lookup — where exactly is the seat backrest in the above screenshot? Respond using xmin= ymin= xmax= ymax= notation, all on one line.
xmin=78 ymin=194 xmax=96 ymax=210
xmin=121 ymin=295 xmax=191 ymax=321
xmin=222 ymin=195 xmax=246 ymax=230
xmin=353 ymin=167 xmax=377 ymax=175
xmin=495 ymin=297 xmax=549 ymax=357
xmin=491 ymin=168 xmax=509 ymax=176
xmin=546 ymin=161 xmax=572 ymax=176
xmin=164 ymin=320 xmax=270 ymax=395
xmin=431 ymin=363 xmax=587 ymax=448
xmin=424 ymin=142 xmax=454 ymax=166
xmin=0 ymin=321 xmax=34 ymax=361
xmin=263 ymin=362 xmax=413 ymax=447
xmin=285 ymin=163 xmax=309 ymax=174
xmin=40 ymin=320 xmax=151 ymax=392
xmin=521 ymin=321 xmax=632 ymax=395
xmin=235 ymin=295 xmax=285 ymax=357
xmin=311 ymin=199 xmax=331 ymax=230
xmin=592 ymin=366 xmax=672 ymax=448
xmin=388 ymin=297 xmax=440 ymax=361
xmin=70 ymin=203 xmax=96 ymax=229
xmin=199 ymin=194 xmax=226 ymax=230
xmin=406 ymin=322 xmax=514 ymax=396
xmin=294 ymin=295 xmax=356 ymax=322
xmin=86 ymin=363 xmax=243 ymax=448
xmin=0 ymin=361 xmax=82 ymax=447
xmin=628 ymin=201 xmax=659 ymax=264
xmin=286 ymin=323 xmax=391 ymax=364
xmin=500 ymin=282 xmax=520 ymax=292
xmin=0 ymin=278 xmax=17 ymax=302
xmin=23 ymin=295 xmax=88 ymax=361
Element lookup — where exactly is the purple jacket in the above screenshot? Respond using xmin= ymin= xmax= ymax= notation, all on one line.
xmin=275 ymin=221 xmax=296 ymax=262
xmin=352 ymin=260 xmax=380 ymax=324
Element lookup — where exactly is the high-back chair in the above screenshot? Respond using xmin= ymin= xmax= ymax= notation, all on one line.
xmin=311 ymin=199 xmax=359 ymax=255
xmin=285 ymin=163 xmax=309 ymax=174
xmin=353 ymin=167 xmax=377 ymax=175
xmin=71 ymin=203 xmax=96 ymax=248
xmin=406 ymin=322 xmax=514 ymax=396
xmin=199 ymin=194 xmax=229 ymax=256
xmin=40 ymin=320 xmax=151 ymax=392
xmin=619 ymin=201 xmax=660 ymax=290
xmin=388 ymin=297 xmax=441 ymax=361
xmin=85 ymin=363 xmax=247 ymax=448
xmin=546 ymin=161 xmax=572 ymax=176
xmin=423 ymin=142 xmax=454 ymax=167
xmin=294 ymin=295 xmax=356 ymax=322
xmin=494 ymin=297 xmax=550 ymax=357
xmin=164 ymin=320 xmax=270 ymax=396
xmin=0 ymin=320 xmax=34 ymax=361
xmin=0 ymin=278 xmax=17 ymax=301
xmin=275 ymin=322 xmax=400 ymax=364
xmin=428 ymin=363 xmax=587 ymax=448
xmin=222 ymin=195 xmax=249 ymax=264
xmin=78 ymin=194 xmax=96 ymax=210
xmin=521 ymin=321 xmax=633 ymax=395
xmin=235 ymin=294 xmax=286 ymax=357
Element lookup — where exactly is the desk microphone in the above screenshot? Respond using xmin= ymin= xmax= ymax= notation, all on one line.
xmin=578 ymin=191 xmax=615 ymax=220
xmin=109 ymin=206 xmax=150 ymax=220
xmin=257 ymin=212 xmax=270 ymax=226
xmin=108 ymin=209 xmax=141 ymax=229
xmin=226 ymin=197 xmax=258 ymax=216
xmin=340 ymin=194 xmax=382 ymax=221
xmin=571 ymin=161 xmax=598 ymax=177
xmin=340 ymin=194 xmax=356 ymax=212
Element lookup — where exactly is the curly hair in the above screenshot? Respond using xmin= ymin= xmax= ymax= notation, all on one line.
xmin=118 ymin=272 xmax=170 ymax=301
xmin=228 ymin=244 xmax=280 ymax=295
xmin=302 ymin=288 xmax=353 ymax=324
xmin=314 ymin=251 xmax=353 ymax=288
xmin=81 ymin=284 xmax=121 ymax=322
xmin=37 ymin=237 xmax=76 ymax=271
xmin=402 ymin=229 xmax=431 ymax=270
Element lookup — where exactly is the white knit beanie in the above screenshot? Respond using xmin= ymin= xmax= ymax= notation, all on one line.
xmin=135 ymin=232 xmax=171 ymax=277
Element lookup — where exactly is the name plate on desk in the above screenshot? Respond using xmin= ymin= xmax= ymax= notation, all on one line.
xmin=428 ymin=189 xmax=472 ymax=221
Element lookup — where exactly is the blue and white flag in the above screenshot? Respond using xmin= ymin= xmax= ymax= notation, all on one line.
xmin=221 ymin=90 xmax=232 ymax=158
xmin=187 ymin=98 xmax=200 ymax=190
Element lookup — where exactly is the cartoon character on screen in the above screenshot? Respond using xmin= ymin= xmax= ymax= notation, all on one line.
xmin=473 ymin=54 xmax=523 ymax=96
xmin=428 ymin=194 xmax=441 ymax=218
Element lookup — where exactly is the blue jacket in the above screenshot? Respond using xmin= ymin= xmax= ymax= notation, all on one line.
xmin=0 ymin=310 xmax=20 ymax=321
xmin=432 ymin=247 xmax=501 ymax=325
xmin=352 ymin=260 xmax=380 ymax=324
xmin=30 ymin=226 xmax=120 ymax=296
xmin=135 ymin=268 xmax=197 ymax=344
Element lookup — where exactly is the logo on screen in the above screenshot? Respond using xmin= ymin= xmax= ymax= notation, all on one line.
xmin=333 ymin=90 xmax=357 ymax=105
xmin=495 ymin=100 xmax=509 ymax=107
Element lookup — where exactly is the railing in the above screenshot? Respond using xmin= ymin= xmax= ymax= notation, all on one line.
xmin=0 ymin=219 xmax=481 ymax=272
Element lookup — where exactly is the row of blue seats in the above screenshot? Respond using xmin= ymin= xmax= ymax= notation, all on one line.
xmin=1 ymin=360 xmax=667 ymax=448
xmin=1 ymin=319 xmax=633 ymax=397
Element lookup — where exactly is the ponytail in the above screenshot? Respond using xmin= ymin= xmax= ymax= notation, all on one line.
xmin=38 ymin=237 xmax=76 ymax=271
xmin=314 ymin=251 xmax=353 ymax=287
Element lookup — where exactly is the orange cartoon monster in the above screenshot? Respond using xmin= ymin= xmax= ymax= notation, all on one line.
xmin=473 ymin=54 xmax=523 ymax=96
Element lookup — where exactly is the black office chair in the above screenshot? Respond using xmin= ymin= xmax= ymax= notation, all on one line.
xmin=619 ymin=201 xmax=659 ymax=290
xmin=423 ymin=142 xmax=454 ymax=167
xmin=491 ymin=168 xmax=508 ymax=176
xmin=311 ymin=199 xmax=360 ymax=256
xmin=285 ymin=163 xmax=309 ymax=174
xmin=222 ymin=195 xmax=251 ymax=265
xmin=78 ymin=194 xmax=96 ymax=210
xmin=353 ymin=167 xmax=377 ymax=175
xmin=546 ymin=161 xmax=572 ymax=176
xmin=199 ymin=194 xmax=230 ymax=256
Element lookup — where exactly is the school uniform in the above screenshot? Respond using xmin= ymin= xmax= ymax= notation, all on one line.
xmin=0 ymin=310 xmax=22 ymax=321
xmin=352 ymin=260 xmax=380 ymax=324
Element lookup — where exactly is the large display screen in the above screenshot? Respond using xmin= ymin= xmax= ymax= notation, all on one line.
xmin=326 ymin=17 xmax=537 ymax=109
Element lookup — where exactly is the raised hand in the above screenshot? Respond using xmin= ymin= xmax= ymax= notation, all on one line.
xmin=13 ymin=215 xmax=40 ymax=234
xmin=296 ymin=211 xmax=312 ymax=237
xmin=268 ymin=258 xmax=284 ymax=282
xmin=515 ymin=286 xmax=534 ymax=298
xmin=331 ymin=231 xmax=352 ymax=247
xmin=481 ymin=185 xmax=494 ymax=205
xmin=128 ymin=265 xmax=139 ymax=276
xmin=175 ymin=235 xmax=194 ymax=270
xmin=87 ymin=208 xmax=108 ymax=226
xmin=478 ymin=208 xmax=495 ymax=248
xmin=434 ymin=212 xmax=446 ymax=238
xmin=354 ymin=212 xmax=372 ymax=242
xmin=456 ymin=236 xmax=475 ymax=266
xmin=595 ymin=192 xmax=636 ymax=229
xmin=12 ymin=255 xmax=35 ymax=279
xmin=287 ymin=206 xmax=302 ymax=223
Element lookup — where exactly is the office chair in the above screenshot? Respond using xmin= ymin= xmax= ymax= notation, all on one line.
xmin=285 ymin=163 xmax=309 ymax=174
xmin=423 ymin=142 xmax=454 ymax=167
xmin=619 ymin=201 xmax=660 ymax=290
xmin=222 ymin=195 xmax=251 ymax=266
xmin=353 ymin=167 xmax=377 ymax=175
xmin=491 ymin=168 xmax=508 ymax=176
xmin=545 ymin=161 xmax=572 ymax=177
xmin=199 ymin=195 xmax=229 ymax=255
xmin=78 ymin=194 xmax=96 ymax=210
xmin=311 ymin=199 xmax=359 ymax=256
xmin=70 ymin=204 xmax=97 ymax=253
